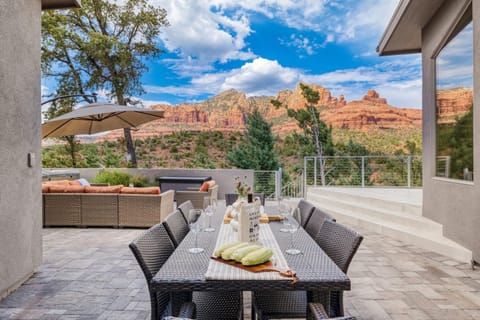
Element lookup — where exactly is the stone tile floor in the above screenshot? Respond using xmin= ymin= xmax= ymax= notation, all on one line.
xmin=0 ymin=224 xmax=479 ymax=319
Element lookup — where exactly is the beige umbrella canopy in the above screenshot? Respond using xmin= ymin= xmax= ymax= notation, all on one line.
xmin=42 ymin=103 xmax=164 ymax=138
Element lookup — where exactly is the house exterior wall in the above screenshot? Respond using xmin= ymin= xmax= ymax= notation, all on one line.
xmin=422 ymin=0 xmax=480 ymax=261
xmin=0 ymin=0 xmax=43 ymax=298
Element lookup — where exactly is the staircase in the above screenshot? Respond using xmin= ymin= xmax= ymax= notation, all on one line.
xmin=307 ymin=187 xmax=472 ymax=263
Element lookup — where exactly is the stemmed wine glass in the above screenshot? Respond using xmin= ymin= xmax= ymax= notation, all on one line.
xmin=278 ymin=200 xmax=291 ymax=233
xmin=203 ymin=197 xmax=215 ymax=232
xmin=286 ymin=208 xmax=301 ymax=255
xmin=188 ymin=209 xmax=204 ymax=253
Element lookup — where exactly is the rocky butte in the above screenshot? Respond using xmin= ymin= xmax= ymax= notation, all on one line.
xmin=96 ymin=82 xmax=452 ymax=141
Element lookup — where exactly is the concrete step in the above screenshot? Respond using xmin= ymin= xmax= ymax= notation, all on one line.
xmin=307 ymin=187 xmax=422 ymax=216
xmin=306 ymin=188 xmax=472 ymax=263
xmin=308 ymin=192 xmax=442 ymax=236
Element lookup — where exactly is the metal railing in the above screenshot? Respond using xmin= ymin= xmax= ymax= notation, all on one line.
xmin=282 ymin=173 xmax=304 ymax=198
xmin=304 ymin=155 xmax=422 ymax=188
xmin=253 ymin=170 xmax=280 ymax=200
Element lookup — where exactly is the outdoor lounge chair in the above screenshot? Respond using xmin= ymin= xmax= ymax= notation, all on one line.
xmin=129 ymin=223 xmax=195 ymax=320
xmin=304 ymin=207 xmax=335 ymax=239
xmin=162 ymin=210 xmax=190 ymax=247
xmin=296 ymin=199 xmax=316 ymax=227
xmin=175 ymin=184 xmax=218 ymax=210
xmin=309 ymin=303 xmax=356 ymax=320
xmin=252 ymin=220 xmax=363 ymax=319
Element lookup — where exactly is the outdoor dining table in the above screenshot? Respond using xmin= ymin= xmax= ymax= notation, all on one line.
xmin=151 ymin=203 xmax=350 ymax=316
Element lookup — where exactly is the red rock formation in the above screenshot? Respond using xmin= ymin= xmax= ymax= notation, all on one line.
xmin=436 ymin=87 xmax=473 ymax=123
xmin=93 ymin=83 xmax=429 ymax=142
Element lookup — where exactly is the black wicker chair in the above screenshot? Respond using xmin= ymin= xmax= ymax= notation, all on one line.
xmin=309 ymin=303 xmax=356 ymax=320
xmin=304 ymin=207 xmax=335 ymax=239
xmin=252 ymin=220 xmax=363 ymax=319
xmin=129 ymin=223 xmax=195 ymax=320
xmin=130 ymin=223 xmax=244 ymax=320
xmin=178 ymin=200 xmax=194 ymax=223
xmin=296 ymin=199 xmax=316 ymax=227
xmin=314 ymin=220 xmax=363 ymax=317
xmin=163 ymin=210 xmax=190 ymax=248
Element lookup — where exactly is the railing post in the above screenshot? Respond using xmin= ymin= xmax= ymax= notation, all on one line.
xmin=407 ymin=156 xmax=411 ymax=188
xmin=276 ymin=167 xmax=282 ymax=200
xmin=361 ymin=156 xmax=365 ymax=188
xmin=314 ymin=157 xmax=317 ymax=186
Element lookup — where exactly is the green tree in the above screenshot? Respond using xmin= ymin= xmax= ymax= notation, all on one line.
xmin=41 ymin=0 xmax=169 ymax=167
xmin=227 ymin=108 xmax=279 ymax=171
xmin=272 ymin=83 xmax=334 ymax=185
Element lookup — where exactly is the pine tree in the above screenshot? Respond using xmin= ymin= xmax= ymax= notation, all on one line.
xmin=227 ymin=108 xmax=279 ymax=171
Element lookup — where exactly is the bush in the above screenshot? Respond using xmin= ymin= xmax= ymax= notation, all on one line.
xmin=130 ymin=174 xmax=152 ymax=187
xmin=93 ymin=170 xmax=131 ymax=186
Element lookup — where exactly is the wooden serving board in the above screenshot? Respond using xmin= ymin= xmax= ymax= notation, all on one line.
xmin=210 ymin=257 xmax=297 ymax=282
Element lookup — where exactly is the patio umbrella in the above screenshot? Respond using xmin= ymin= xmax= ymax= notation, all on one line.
xmin=42 ymin=103 xmax=164 ymax=138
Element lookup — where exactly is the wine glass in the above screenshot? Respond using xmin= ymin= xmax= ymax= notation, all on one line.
xmin=286 ymin=209 xmax=301 ymax=255
xmin=203 ymin=197 xmax=215 ymax=232
xmin=278 ymin=200 xmax=291 ymax=233
xmin=188 ymin=209 xmax=204 ymax=254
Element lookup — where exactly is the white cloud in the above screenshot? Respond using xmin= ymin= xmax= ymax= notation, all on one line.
xmin=152 ymin=0 xmax=254 ymax=70
xmin=220 ymin=58 xmax=301 ymax=95
xmin=144 ymin=56 xmax=422 ymax=108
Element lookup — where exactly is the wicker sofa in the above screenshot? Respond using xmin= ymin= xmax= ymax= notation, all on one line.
xmin=42 ymin=186 xmax=174 ymax=228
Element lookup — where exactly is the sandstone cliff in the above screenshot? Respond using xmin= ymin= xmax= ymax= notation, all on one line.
xmin=97 ymin=82 xmax=430 ymax=141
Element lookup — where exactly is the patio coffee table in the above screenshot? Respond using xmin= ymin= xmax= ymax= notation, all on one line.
xmin=151 ymin=204 xmax=350 ymax=316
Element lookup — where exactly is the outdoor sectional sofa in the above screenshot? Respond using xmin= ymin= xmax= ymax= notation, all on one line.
xmin=42 ymin=182 xmax=174 ymax=228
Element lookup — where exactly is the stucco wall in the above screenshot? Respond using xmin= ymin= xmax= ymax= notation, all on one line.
xmin=421 ymin=0 xmax=480 ymax=261
xmin=0 ymin=0 xmax=43 ymax=298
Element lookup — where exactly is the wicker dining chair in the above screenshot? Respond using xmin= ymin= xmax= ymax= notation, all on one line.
xmin=314 ymin=220 xmax=363 ymax=317
xmin=163 ymin=209 xmax=190 ymax=248
xmin=130 ymin=223 xmax=244 ymax=320
xmin=252 ymin=220 xmax=363 ymax=319
xmin=304 ymin=207 xmax=335 ymax=239
xmin=178 ymin=200 xmax=194 ymax=223
xmin=309 ymin=303 xmax=356 ymax=320
xmin=296 ymin=199 xmax=316 ymax=227
xmin=129 ymin=223 xmax=195 ymax=320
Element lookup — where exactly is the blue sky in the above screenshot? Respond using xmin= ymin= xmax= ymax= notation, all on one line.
xmin=43 ymin=0 xmax=424 ymax=109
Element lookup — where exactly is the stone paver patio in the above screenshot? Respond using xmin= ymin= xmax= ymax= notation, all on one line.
xmin=0 ymin=223 xmax=479 ymax=319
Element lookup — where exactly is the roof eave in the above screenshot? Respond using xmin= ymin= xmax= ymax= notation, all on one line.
xmin=376 ymin=0 xmax=416 ymax=55
xmin=41 ymin=0 xmax=81 ymax=10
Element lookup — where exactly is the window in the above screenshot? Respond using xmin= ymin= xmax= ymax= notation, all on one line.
xmin=435 ymin=12 xmax=473 ymax=181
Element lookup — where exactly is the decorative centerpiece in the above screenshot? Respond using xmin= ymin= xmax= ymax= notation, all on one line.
xmin=234 ymin=176 xmax=251 ymax=198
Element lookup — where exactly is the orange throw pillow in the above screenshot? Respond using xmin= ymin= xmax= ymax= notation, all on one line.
xmin=134 ymin=187 xmax=161 ymax=194
xmin=207 ymin=180 xmax=216 ymax=188
xmin=85 ymin=185 xmax=123 ymax=193
xmin=199 ymin=182 xmax=209 ymax=192
xmin=48 ymin=185 xmax=66 ymax=193
xmin=120 ymin=186 xmax=161 ymax=194
xmin=44 ymin=180 xmax=70 ymax=186
xmin=68 ymin=180 xmax=81 ymax=186
xmin=120 ymin=187 xmax=137 ymax=194
xmin=65 ymin=185 xmax=85 ymax=193
xmin=41 ymin=185 xmax=50 ymax=193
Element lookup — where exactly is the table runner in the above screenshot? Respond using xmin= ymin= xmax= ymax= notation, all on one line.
xmin=205 ymin=223 xmax=291 ymax=280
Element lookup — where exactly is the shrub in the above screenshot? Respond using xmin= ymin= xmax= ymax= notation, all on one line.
xmin=93 ymin=170 xmax=131 ymax=186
